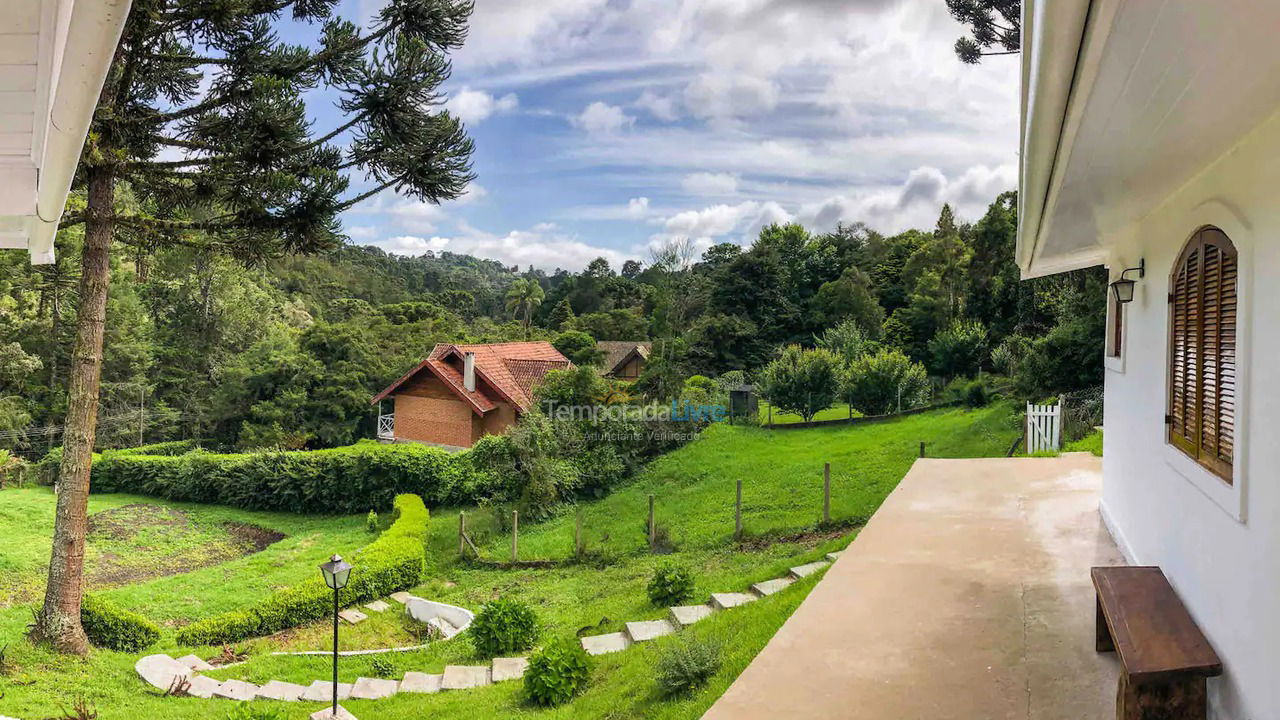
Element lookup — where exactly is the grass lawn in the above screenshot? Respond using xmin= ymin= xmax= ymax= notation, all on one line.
xmin=0 ymin=404 xmax=1020 ymax=720
xmin=758 ymin=400 xmax=862 ymax=425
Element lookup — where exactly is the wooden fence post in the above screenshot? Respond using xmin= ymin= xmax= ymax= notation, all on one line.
xmin=735 ymin=479 xmax=743 ymax=540
xmin=919 ymin=441 xmax=926 ymax=458
xmin=511 ymin=510 xmax=519 ymax=563
xmin=575 ymin=509 xmax=583 ymax=558
xmin=823 ymin=463 xmax=831 ymax=524
xmin=458 ymin=511 xmax=466 ymax=557
xmin=648 ymin=495 xmax=656 ymax=550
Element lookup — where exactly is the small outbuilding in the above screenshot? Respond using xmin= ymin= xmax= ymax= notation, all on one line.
xmin=596 ymin=341 xmax=652 ymax=380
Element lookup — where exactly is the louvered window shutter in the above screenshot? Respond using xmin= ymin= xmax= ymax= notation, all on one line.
xmin=1168 ymin=228 xmax=1237 ymax=482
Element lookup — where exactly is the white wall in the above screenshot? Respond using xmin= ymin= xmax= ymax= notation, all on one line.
xmin=1100 ymin=103 xmax=1280 ymax=719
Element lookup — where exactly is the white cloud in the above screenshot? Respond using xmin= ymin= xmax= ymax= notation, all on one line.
xmin=635 ymin=90 xmax=681 ymax=122
xmin=345 ymin=225 xmax=377 ymax=239
xmin=657 ymin=200 xmax=794 ymax=245
xmin=571 ymin=101 xmax=636 ymax=135
xmin=627 ymin=197 xmax=651 ymax=219
xmin=684 ymin=73 xmax=780 ymax=121
xmin=435 ymin=221 xmax=633 ymax=272
xmin=447 ymin=87 xmax=519 ymax=124
xmin=681 ymin=172 xmax=739 ymax=196
xmin=380 ymin=235 xmax=452 ymax=255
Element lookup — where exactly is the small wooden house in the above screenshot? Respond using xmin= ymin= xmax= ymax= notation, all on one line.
xmin=371 ymin=342 xmax=570 ymax=449
xmin=596 ymin=341 xmax=651 ymax=380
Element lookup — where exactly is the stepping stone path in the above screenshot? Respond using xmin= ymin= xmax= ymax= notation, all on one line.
xmin=133 ymin=559 xmax=844 ymax=709
xmin=400 ymin=671 xmax=443 ymax=694
xmin=213 ymin=679 xmax=259 ymax=701
xmin=789 ymin=560 xmax=830 ymax=578
xmin=581 ymin=631 xmax=632 ymax=656
xmin=669 ymin=604 xmax=715 ymax=627
xmin=441 ymin=665 xmax=491 ymax=690
xmin=350 ymin=677 xmax=399 ymax=700
xmin=825 ymin=551 xmax=843 ymax=562
xmin=625 ymin=619 xmax=675 ymax=642
xmin=301 ymin=681 xmax=353 ymax=702
xmin=338 ymin=609 xmax=368 ymax=625
xmin=491 ymin=657 xmax=529 ymax=682
xmin=257 ymin=680 xmax=308 ymax=701
xmin=750 ymin=577 xmax=795 ymax=596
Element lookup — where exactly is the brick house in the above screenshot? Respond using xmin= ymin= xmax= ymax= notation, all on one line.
xmin=371 ymin=342 xmax=571 ymax=449
xmin=596 ymin=341 xmax=651 ymax=380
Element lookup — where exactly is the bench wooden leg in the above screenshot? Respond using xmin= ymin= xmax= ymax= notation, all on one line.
xmin=1117 ymin=672 xmax=1207 ymax=720
xmin=1096 ymin=596 xmax=1115 ymax=653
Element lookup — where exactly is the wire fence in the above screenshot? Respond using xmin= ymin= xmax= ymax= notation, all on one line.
xmin=1061 ymin=386 xmax=1104 ymax=444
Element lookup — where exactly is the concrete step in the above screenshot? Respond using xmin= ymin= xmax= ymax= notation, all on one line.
xmin=399 ymin=671 xmax=443 ymax=694
xmin=364 ymin=600 xmax=391 ymax=613
xmin=212 ymin=679 xmax=258 ymax=701
xmin=750 ymin=577 xmax=795 ymax=597
xmin=338 ymin=609 xmax=368 ymax=625
xmin=257 ymin=680 xmax=308 ymax=701
xmin=427 ymin=616 xmax=458 ymax=639
xmin=824 ymin=551 xmax=844 ymax=563
xmin=668 ymin=604 xmax=715 ymax=627
xmin=710 ymin=592 xmax=758 ymax=610
xmin=581 ymin=631 xmax=632 ymax=656
xmin=491 ymin=657 xmax=529 ymax=682
xmin=349 ymin=677 xmax=399 ymax=700
xmin=300 ymin=680 xmax=353 ymax=702
xmin=389 ymin=591 xmax=413 ymax=604
xmin=309 ymin=705 xmax=357 ymax=720
xmin=176 ymin=654 xmax=213 ymax=671
xmin=441 ymin=665 xmax=491 ymax=690
xmin=625 ymin=619 xmax=676 ymax=643
xmin=789 ymin=560 xmax=831 ymax=579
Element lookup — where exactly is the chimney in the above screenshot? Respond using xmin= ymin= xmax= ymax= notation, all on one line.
xmin=463 ymin=352 xmax=476 ymax=392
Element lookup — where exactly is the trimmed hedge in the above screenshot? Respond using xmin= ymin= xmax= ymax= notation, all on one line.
xmin=91 ymin=443 xmax=468 ymax=514
xmin=175 ymin=494 xmax=429 ymax=646
xmin=81 ymin=594 xmax=160 ymax=652
xmin=111 ymin=439 xmax=205 ymax=457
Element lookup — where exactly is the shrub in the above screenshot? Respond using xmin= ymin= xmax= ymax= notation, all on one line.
xmin=469 ymin=597 xmax=539 ymax=658
xmin=365 ymin=510 xmax=379 ymax=533
xmin=964 ymin=379 xmax=989 ymax=408
xmin=368 ymin=655 xmax=396 ymax=678
xmin=112 ymin=439 xmax=204 ymax=456
xmin=647 ymin=562 xmax=695 ymax=606
xmin=89 ymin=442 xmax=465 ymax=513
xmin=655 ymin=637 xmax=722 ymax=697
xmin=927 ymin=320 xmax=988 ymax=379
xmin=524 ymin=638 xmax=591 ymax=706
xmin=80 ymin=595 xmax=160 ymax=652
xmin=176 ymin=494 xmax=428 ymax=646
xmin=758 ymin=346 xmax=842 ymax=422
xmin=842 ymin=349 xmax=930 ymax=416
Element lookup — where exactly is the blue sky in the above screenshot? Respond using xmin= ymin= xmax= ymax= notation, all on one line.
xmin=329 ymin=0 xmax=1019 ymax=272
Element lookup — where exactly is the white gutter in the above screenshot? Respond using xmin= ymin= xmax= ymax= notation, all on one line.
xmin=27 ymin=0 xmax=132 ymax=265
xmin=1015 ymin=0 xmax=1092 ymax=277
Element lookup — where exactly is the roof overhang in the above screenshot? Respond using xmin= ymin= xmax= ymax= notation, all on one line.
xmin=1017 ymin=0 xmax=1280 ymax=278
xmin=0 ymin=0 xmax=131 ymax=265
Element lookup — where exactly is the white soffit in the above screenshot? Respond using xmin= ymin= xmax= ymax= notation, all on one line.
xmin=1019 ymin=0 xmax=1280 ymax=277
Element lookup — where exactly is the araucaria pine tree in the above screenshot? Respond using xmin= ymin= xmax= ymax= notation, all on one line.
xmin=34 ymin=0 xmax=476 ymax=655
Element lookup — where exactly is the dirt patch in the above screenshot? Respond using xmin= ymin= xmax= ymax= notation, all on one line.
xmin=735 ymin=519 xmax=864 ymax=552
xmin=82 ymin=504 xmax=286 ymax=589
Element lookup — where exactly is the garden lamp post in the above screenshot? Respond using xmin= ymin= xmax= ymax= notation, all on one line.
xmin=319 ymin=554 xmax=353 ymax=718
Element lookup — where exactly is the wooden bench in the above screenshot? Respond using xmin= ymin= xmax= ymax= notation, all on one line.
xmin=1092 ymin=566 xmax=1223 ymax=719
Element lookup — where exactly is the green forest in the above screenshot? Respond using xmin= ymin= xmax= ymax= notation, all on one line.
xmin=0 ymin=189 xmax=1105 ymax=457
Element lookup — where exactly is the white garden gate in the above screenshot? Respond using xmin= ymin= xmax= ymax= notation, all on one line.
xmin=1026 ymin=398 xmax=1063 ymax=453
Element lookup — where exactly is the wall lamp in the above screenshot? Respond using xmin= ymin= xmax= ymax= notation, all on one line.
xmin=1110 ymin=259 xmax=1145 ymax=304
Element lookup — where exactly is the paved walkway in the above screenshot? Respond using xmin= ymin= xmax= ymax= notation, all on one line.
xmin=704 ymin=454 xmax=1125 ymax=720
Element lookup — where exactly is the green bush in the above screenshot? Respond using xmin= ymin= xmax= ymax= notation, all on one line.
xmin=964 ymin=379 xmax=989 ymax=408
xmin=368 ymin=655 xmax=396 ymax=678
xmin=842 ymin=349 xmax=930 ymax=416
xmin=655 ymin=637 xmax=722 ymax=697
xmin=758 ymin=345 xmax=842 ymax=422
xmin=81 ymin=594 xmax=160 ymax=652
xmin=90 ymin=442 xmax=466 ymax=513
xmin=366 ymin=510 xmax=379 ymax=533
xmin=176 ymin=494 xmax=428 ymax=646
xmin=469 ymin=597 xmax=539 ymax=658
xmin=927 ymin=320 xmax=988 ymax=378
xmin=647 ymin=562 xmax=695 ymax=606
xmin=524 ymin=638 xmax=591 ymax=706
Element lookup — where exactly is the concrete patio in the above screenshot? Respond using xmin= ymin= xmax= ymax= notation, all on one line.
xmin=705 ymin=453 xmax=1124 ymax=720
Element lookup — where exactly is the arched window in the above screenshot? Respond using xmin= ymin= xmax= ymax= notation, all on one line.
xmin=1168 ymin=227 xmax=1237 ymax=482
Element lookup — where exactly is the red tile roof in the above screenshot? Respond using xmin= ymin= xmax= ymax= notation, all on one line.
xmin=371 ymin=341 xmax=571 ymax=414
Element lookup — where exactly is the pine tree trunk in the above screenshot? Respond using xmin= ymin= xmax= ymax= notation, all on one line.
xmin=30 ymin=165 xmax=114 ymax=655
